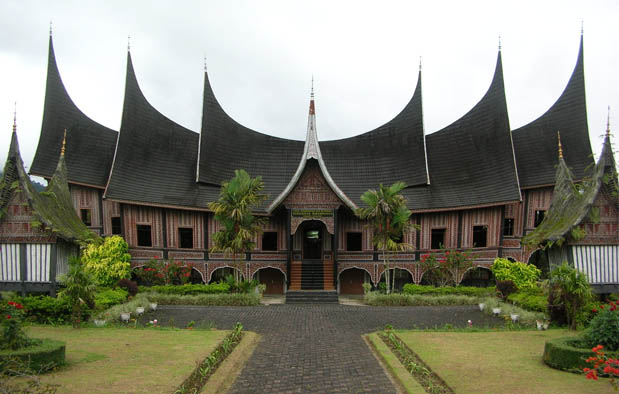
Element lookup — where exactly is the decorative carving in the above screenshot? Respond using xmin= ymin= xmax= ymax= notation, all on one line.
xmin=248 ymin=262 xmax=287 ymax=281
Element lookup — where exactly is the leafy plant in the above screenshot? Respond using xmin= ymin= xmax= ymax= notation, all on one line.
xmin=584 ymin=301 xmax=619 ymax=351
xmin=58 ymin=256 xmax=97 ymax=328
xmin=491 ymin=258 xmax=541 ymax=289
xmin=403 ymin=284 xmax=495 ymax=297
xmin=420 ymin=248 xmax=476 ymax=287
xmin=8 ymin=295 xmax=74 ymax=324
xmin=94 ymin=288 xmax=128 ymax=310
xmin=82 ymin=235 xmax=131 ymax=287
xmin=140 ymin=282 xmax=229 ymax=295
xmin=162 ymin=261 xmax=194 ymax=285
xmin=208 ymin=169 xmax=267 ymax=285
xmin=548 ymin=262 xmax=593 ymax=330
xmin=116 ymin=279 xmax=138 ymax=297
xmin=583 ymin=345 xmax=619 ymax=389
xmin=134 ymin=259 xmax=165 ymax=286
xmin=507 ymin=287 xmax=547 ymax=312
xmin=1 ymin=300 xmax=31 ymax=350
xmin=496 ymin=280 xmax=518 ymax=300
xmin=356 ymin=182 xmax=416 ymax=294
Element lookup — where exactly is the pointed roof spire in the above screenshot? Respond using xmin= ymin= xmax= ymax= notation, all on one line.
xmin=203 ymin=54 xmax=207 ymax=72
xmin=581 ymin=19 xmax=584 ymax=36
xmin=127 ymin=35 xmax=131 ymax=52
xmin=12 ymin=102 xmax=16 ymax=134
xmin=498 ymin=35 xmax=502 ymax=51
xmin=419 ymin=56 xmax=422 ymax=72
xmin=557 ymin=131 xmax=563 ymax=159
xmin=61 ymin=129 xmax=67 ymax=157
xmin=49 ymin=20 xmax=52 ymax=37
xmin=309 ymin=76 xmax=315 ymax=115
xmin=606 ymin=106 xmax=611 ymax=138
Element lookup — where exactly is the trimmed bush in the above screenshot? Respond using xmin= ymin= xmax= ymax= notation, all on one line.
xmin=141 ymin=282 xmax=230 ymax=295
xmin=94 ymin=288 xmax=128 ymax=310
xmin=82 ymin=235 xmax=131 ymax=287
xmin=402 ymin=284 xmax=495 ymax=297
xmin=496 ymin=280 xmax=518 ymax=300
xmin=584 ymin=301 xmax=619 ymax=351
xmin=507 ymin=288 xmax=547 ymax=312
xmin=491 ymin=258 xmax=541 ymax=289
xmin=543 ymin=336 xmax=619 ymax=372
xmin=0 ymin=338 xmax=65 ymax=373
xmin=12 ymin=295 xmax=75 ymax=324
xmin=146 ymin=292 xmax=260 ymax=306
xmin=364 ymin=292 xmax=480 ymax=306
xmin=117 ymin=279 xmax=138 ymax=296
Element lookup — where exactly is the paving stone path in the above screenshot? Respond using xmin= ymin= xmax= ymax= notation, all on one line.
xmin=150 ymin=304 xmax=502 ymax=393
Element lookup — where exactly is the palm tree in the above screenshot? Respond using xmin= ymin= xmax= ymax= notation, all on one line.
xmin=356 ymin=182 xmax=415 ymax=294
xmin=208 ymin=169 xmax=267 ymax=284
xmin=58 ymin=256 xmax=97 ymax=328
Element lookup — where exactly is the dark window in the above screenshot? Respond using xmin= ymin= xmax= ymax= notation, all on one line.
xmin=431 ymin=228 xmax=446 ymax=249
xmin=473 ymin=225 xmax=488 ymax=247
xmin=534 ymin=210 xmax=546 ymax=227
xmin=503 ymin=218 xmax=514 ymax=236
xmin=137 ymin=225 xmax=152 ymax=247
xmin=262 ymin=231 xmax=278 ymax=251
xmin=346 ymin=232 xmax=362 ymax=251
xmin=179 ymin=228 xmax=193 ymax=249
xmin=111 ymin=217 xmax=122 ymax=235
xmin=80 ymin=209 xmax=92 ymax=226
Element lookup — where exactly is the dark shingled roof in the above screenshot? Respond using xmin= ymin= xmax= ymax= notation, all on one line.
xmin=104 ymin=52 xmax=219 ymax=208
xmin=197 ymin=70 xmax=305 ymax=209
xmin=512 ymin=35 xmax=593 ymax=188
xmin=2 ymin=131 xmax=97 ymax=244
xmin=30 ymin=36 xmax=118 ymax=188
xmin=402 ymin=51 xmax=522 ymax=211
xmin=320 ymin=70 xmax=429 ymax=206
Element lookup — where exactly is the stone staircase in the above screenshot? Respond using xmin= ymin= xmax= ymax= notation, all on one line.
xmin=285 ymin=290 xmax=339 ymax=304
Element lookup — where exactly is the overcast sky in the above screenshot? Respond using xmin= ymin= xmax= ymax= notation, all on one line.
xmin=1 ymin=1 xmax=617 ymax=179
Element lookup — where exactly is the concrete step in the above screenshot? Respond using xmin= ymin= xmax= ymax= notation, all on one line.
xmin=285 ymin=291 xmax=339 ymax=304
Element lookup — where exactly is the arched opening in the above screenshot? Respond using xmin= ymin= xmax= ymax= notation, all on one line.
xmin=253 ymin=267 xmax=285 ymax=294
xmin=379 ymin=268 xmax=413 ymax=293
xmin=301 ymin=220 xmax=324 ymax=260
xmin=209 ymin=266 xmax=244 ymax=284
xmin=339 ymin=268 xmax=371 ymax=295
xmin=420 ymin=268 xmax=454 ymax=287
xmin=528 ymin=249 xmax=550 ymax=279
xmin=188 ymin=267 xmax=205 ymax=284
xmin=460 ymin=267 xmax=495 ymax=287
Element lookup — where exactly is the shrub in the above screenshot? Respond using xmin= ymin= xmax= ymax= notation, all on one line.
xmin=496 ymin=280 xmax=518 ymax=300
xmin=1 ymin=301 xmax=30 ymax=350
xmin=584 ymin=301 xmax=619 ymax=351
xmin=58 ymin=257 xmax=97 ymax=328
xmin=363 ymin=292 xmax=480 ymax=306
xmin=548 ymin=262 xmax=593 ymax=329
xmin=477 ymin=296 xmax=545 ymax=327
xmin=82 ymin=235 xmax=131 ymax=287
xmin=116 ymin=279 xmax=138 ymax=297
xmin=543 ymin=336 xmax=601 ymax=372
xmin=13 ymin=295 xmax=74 ymax=324
xmin=0 ymin=338 xmax=65 ymax=373
xmin=141 ymin=282 xmax=230 ymax=295
xmin=146 ymin=293 xmax=260 ymax=306
xmin=94 ymin=288 xmax=128 ymax=310
xmin=507 ymin=287 xmax=547 ymax=312
xmin=134 ymin=259 xmax=165 ymax=286
xmin=103 ymin=294 xmax=152 ymax=322
xmin=491 ymin=258 xmax=541 ymax=289
xmin=402 ymin=284 xmax=495 ymax=297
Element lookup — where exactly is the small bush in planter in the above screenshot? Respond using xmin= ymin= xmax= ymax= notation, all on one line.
xmin=117 ymin=279 xmax=139 ymax=296
xmin=584 ymin=300 xmax=619 ymax=351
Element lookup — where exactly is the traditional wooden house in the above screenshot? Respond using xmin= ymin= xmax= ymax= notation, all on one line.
xmin=26 ymin=32 xmax=617 ymax=296
xmin=1 ymin=122 xmax=97 ymax=295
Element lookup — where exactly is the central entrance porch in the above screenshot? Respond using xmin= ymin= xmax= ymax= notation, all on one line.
xmin=289 ymin=220 xmax=335 ymax=291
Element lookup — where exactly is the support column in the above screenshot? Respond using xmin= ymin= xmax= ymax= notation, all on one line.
xmin=19 ymin=244 xmax=27 ymax=296
xmin=286 ymin=208 xmax=292 ymax=287
xmin=333 ymin=208 xmax=338 ymax=288
xmin=49 ymin=244 xmax=57 ymax=296
xmin=162 ymin=210 xmax=168 ymax=260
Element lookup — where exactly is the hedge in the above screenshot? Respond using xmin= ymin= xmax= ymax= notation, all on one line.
xmin=543 ymin=336 xmax=619 ymax=372
xmin=402 ymin=284 xmax=495 ymax=297
xmin=364 ymin=292 xmax=480 ymax=306
xmin=139 ymin=282 xmax=230 ymax=295
xmin=0 ymin=339 xmax=66 ymax=373
xmin=507 ymin=289 xmax=547 ymax=313
xmin=11 ymin=295 xmax=75 ymax=324
xmin=146 ymin=293 xmax=260 ymax=306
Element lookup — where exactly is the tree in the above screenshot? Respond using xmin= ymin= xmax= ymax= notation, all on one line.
xmin=549 ymin=262 xmax=593 ymax=330
xmin=82 ymin=235 xmax=131 ymax=287
xmin=356 ymin=182 xmax=415 ymax=294
xmin=208 ymin=169 xmax=267 ymax=284
xmin=58 ymin=256 xmax=97 ymax=328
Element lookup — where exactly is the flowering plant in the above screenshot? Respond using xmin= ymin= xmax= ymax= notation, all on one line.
xmin=585 ymin=300 xmax=619 ymax=351
xmin=1 ymin=300 xmax=32 ymax=350
xmin=135 ymin=259 xmax=165 ymax=286
xmin=162 ymin=261 xmax=194 ymax=285
xmin=583 ymin=345 xmax=619 ymax=390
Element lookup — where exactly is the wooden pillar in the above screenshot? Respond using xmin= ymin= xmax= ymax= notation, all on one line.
xmin=286 ymin=208 xmax=292 ymax=287
xmin=19 ymin=244 xmax=27 ymax=296
xmin=203 ymin=212 xmax=209 ymax=261
xmin=49 ymin=244 xmax=58 ymax=297
xmin=333 ymin=208 xmax=338 ymax=288
xmin=162 ymin=210 xmax=168 ymax=259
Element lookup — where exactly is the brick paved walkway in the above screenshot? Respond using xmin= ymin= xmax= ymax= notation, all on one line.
xmin=150 ymin=304 xmax=501 ymax=393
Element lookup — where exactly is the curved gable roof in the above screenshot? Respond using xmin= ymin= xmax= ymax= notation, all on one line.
xmin=403 ymin=51 xmax=522 ymax=211
xmin=512 ymin=35 xmax=593 ymax=188
xmin=104 ymin=52 xmax=219 ymax=208
xmin=30 ymin=36 xmax=118 ymax=188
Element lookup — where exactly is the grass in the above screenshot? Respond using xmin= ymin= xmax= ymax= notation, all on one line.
xmin=387 ymin=329 xmax=612 ymax=394
xmin=25 ymin=326 xmax=227 ymax=393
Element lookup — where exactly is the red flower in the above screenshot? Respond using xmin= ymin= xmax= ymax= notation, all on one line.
xmin=592 ymin=308 xmax=598 ymax=313
xmin=6 ymin=315 xmax=11 ymax=319
xmin=600 ymin=305 xmax=605 ymax=310
xmin=586 ymin=370 xmax=598 ymax=380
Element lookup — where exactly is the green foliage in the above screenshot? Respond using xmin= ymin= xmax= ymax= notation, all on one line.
xmin=477 ymin=296 xmax=546 ymax=327
xmin=548 ymin=262 xmax=593 ymax=330
xmin=0 ymin=356 xmax=60 ymax=393
xmin=140 ymin=283 xmax=230 ymax=295
xmin=58 ymin=256 xmax=97 ymax=328
xmin=543 ymin=336 xmax=619 ymax=372
xmin=420 ymin=249 xmax=476 ymax=287
xmin=491 ymin=258 xmax=541 ymax=289
xmin=146 ymin=292 xmax=260 ymax=306
xmin=94 ymin=288 xmax=128 ymax=310
xmin=356 ymin=181 xmax=416 ymax=294
xmin=496 ymin=280 xmax=518 ymax=300
xmin=101 ymin=294 xmax=152 ymax=322
xmin=363 ymin=292 xmax=480 ymax=306
xmin=116 ymin=279 xmax=138 ymax=296
xmin=208 ymin=169 xmax=267 ymax=284
xmin=1 ymin=300 xmax=31 ymax=350
xmin=161 ymin=261 xmax=195 ymax=285
xmin=584 ymin=301 xmax=619 ymax=351
xmin=82 ymin=236 xmax=131 ymax=287
xmin=11 ymin=295 xmax=74 ymax=324
xmin=507 ymin=287 xmax=548 ymax=312
xmin=134 ymin=259 xmax=165 ymax=286
xmin=402 ymin=284 xmax=495 ymax=297
xmin=0 ymin=338 xmax=66 ymax=374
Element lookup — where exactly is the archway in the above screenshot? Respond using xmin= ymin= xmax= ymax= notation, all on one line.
xmin=379 ymin=268 xmax=413 ymax=293
xmin=209 ymin=266 xmax=244 ymax=284
xmin=253 ymin=267 xmax=285 ymax=294
xmin=528 ymin=249 xmax=550 ymax=279
xmin=188 ymin=267 xmax=205 ymax=284
xmin=460 ymin=266 xmax=494 ymax=287
xmin=339 ymin=267 xmax=371 ymax=295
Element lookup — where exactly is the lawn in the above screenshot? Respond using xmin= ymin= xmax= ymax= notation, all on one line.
xmin=390 ymin=329 xmax=611 ymax=394
xmin=25 ymin=326 xmax=227 ymax=393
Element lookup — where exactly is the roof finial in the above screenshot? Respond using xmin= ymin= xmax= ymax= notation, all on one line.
xmin=498 ymin=35 xmax=502 ymax=51
xmin=581 ymin=19 xmax=584 ymax=36
xmin=203 ymin=54 xmax=207 ymax=72
xmin=419 ymin=56 xmax=422 ymax=72
xmin=12 ymin=102 xmax=17 ymax=134
xmin=607 ymin=105 xmax=611 ymax=138
xmin=127 ymin=35 xmax=131 ymax=52
xmin=49 ymin=21 xmax=53 ymax=37
xmin=311 ymin=75 xmax=314 ymax=98
xmin=61 ymin=129 xmax=67 ymax=157
xmin=557 ymin=131 xmax=563 ymax=159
